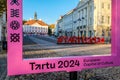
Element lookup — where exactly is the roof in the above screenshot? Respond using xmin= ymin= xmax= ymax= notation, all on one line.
xmin=24 ymin=20 xmax=48 ymax=26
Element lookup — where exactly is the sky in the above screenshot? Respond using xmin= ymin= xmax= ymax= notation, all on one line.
xmin=23 ymin=0 xmax=79 ymax=24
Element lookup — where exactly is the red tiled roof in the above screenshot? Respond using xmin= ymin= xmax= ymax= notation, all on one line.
xmin=24 ymin=20 xmax=48 ymax=26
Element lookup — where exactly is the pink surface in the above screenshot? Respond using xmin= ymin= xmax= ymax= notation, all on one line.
xmin=7 ymin=0 xmax=120 ymax=76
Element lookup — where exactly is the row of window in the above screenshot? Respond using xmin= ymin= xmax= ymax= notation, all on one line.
xmin=77 ymin=25 xmax=86 ymax=30
xmin=101 ymin=16 xmax=110 ymax=24
xmin=24 ymin=26 xmax=48 ymax=30
xmin=102 ymin=3 xmax=110 ymax=9
xmin=73 ymin=30 xmax=92 ymax=37
xmin=23 ymin=30 xmax=48 ymax=32
xmin=23 ymin=26 xmax=48 ymax=32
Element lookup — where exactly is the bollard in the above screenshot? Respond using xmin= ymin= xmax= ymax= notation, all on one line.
xmin=70 ymin=71 xmax=78 ymax=80
xmin=2 ymin=41 xmax=7 ymax=50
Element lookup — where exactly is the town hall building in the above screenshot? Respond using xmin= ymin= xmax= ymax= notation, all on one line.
xmin=23 ymin=12 xmax=48 ymax=36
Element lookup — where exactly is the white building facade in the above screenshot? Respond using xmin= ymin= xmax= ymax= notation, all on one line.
xmin=56 ymin=0 xmax=111 ymax=39
xmin=56 ymin=10 xmax=74 ymax=37
xmin=23 ymin=20 xmax=48 ymax=35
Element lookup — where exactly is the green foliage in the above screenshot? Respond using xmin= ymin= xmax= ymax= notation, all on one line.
xmin=49 ymin=24 xmax=55 ymax=29
xmin=23 ymin=20 xmax=27 ymax=24
xmin=48 ymin=27 xmax=52 ymax=36
xmin=0 ymin=0 xmax=6 ymax=16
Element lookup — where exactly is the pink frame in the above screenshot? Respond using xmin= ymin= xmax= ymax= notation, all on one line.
xmin=7 ymin=0 xmax=120 ymax=76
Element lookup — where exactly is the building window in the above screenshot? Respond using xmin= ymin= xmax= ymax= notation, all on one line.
xmin=108 ymin=16 xmax=110 ymax=24
xmin=101 ymin=16 xmax=104 ymax=23
xmin=89 ymin=31 xmax=92 ymax=37
xmin=102 ymin=3 xmax=104 ymax=8
xmin=108 ymin=4 xmax=110 ymax=9
xmin=83 ymin=25 xmax=86 ymax=28
xmin=94 ymin=6 xmax=96 ymax=9
xmin=80 ymin=26 xmax=82 ymax=29
xmin=84 ymin=31 xmax=86 ymax=37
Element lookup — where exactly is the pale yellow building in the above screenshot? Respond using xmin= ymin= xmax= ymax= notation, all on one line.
xmin=93 ymin=0 xmax=111 ymax=38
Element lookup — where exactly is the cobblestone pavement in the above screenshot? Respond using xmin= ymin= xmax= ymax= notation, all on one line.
xmin=0 ymin=36 xmax=120 ymax=80
xmin=23 ymin=36 xmax=111 ymax=58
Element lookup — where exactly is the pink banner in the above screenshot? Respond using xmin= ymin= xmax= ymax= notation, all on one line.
xmin=7 ymin=0 xmax=120 ymax=76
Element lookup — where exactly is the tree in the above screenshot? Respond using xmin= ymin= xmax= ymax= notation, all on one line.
xmin=48 ymin=24 xmax=55 ymax=36
xmin=48 ymin=27 xmax=52 ymax=36
xmin=23 ymin=20 xmax=27 ymax=24
xmin=49 ymin=24 xmax=55 ymax=29
xmin=0 ymin=0 xmax=6 ymax=16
